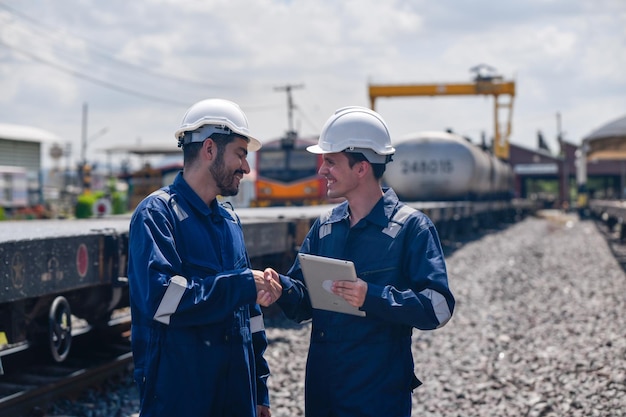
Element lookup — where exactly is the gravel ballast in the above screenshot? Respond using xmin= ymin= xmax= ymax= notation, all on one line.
xmin=264 ymin=212 xmax=626 ymax=417
xmin=46 ymin=212 xmax=626 ymax=416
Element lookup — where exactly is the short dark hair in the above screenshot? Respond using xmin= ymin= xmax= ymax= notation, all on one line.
xmin=344 ymin=151 xmax=386 ymax=179
xmin=182 ymin=133 xmax=242 ymax=165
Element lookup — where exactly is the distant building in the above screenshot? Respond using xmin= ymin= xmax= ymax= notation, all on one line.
xmin=0 ymin=123 xmax=60 ymax=206
xmin=509 ymin=114 xmax=626 ymax=207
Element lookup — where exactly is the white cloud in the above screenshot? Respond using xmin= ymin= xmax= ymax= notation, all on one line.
xmin=0 ymin=0 xmax=623 ymax=170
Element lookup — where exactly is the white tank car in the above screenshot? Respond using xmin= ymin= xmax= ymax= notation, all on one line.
xmin=383 ymin=131 xmax=513 ymax=201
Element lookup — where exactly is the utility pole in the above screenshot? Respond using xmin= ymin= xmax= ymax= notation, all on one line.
xmin=556 ymin=112 xmax=563 ymax=156
xmin=79 ymin=102 xmax=89 ymax=192
xmin=81 ymin=102 xmax=88 ymax=166
xmin=78 ymin=103 xmax=108 ymax=193
xmin=274 ymin=84 xmax=304 ymax=146
xmin=557 ymin=111 xmax=569 ymax=209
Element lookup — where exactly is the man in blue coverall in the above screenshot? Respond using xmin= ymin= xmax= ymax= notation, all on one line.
xmin=128 ymin=98 xmax=281 ymax=417
xmin=269 ymin=106 xmax=455 ymax=417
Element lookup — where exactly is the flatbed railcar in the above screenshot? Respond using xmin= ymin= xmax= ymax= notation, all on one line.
xmin=238 ymin=199 xmax=535 ymax=245
xmin=0 ymin=217 xmax=132 ymax=367
xmin=0 ymin=210 xmax=316 ymax=370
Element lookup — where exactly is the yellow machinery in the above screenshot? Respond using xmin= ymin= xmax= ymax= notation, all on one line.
xmin=368 ymin=65 xmax=515 ymax=160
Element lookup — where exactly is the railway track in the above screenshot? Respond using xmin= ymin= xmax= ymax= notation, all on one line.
xmin=590 ymin=213 xmax=626 ymax=272
xmin=0 ymin=320 xmax=132 ymax=417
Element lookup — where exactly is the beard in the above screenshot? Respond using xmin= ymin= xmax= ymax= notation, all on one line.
xmin=210 ymin=153 xmax=242 ymax=197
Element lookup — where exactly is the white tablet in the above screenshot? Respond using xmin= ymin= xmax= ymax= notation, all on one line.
xmin=298 ymin=253 xmax=366 ymax=317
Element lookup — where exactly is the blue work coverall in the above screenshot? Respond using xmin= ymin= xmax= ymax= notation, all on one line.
xmin=128 ymin=173 xmax=270 ymax=417
xmin=277 ymin=188 xmax=455 ymax=417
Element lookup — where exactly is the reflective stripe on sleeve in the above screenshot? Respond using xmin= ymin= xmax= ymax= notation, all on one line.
xmin=250 ymin=314 xmax=265 ymax=333
xmin=170 ymin=199 xmax=188 ymax=221
xmin=152 ymin=190 xmax=188 ymax=221
xmin=419 ymin=288 xmax=452 ymax=327
xmin=319 ymin=223 xmax=332 ymax=239
xmin=153 ymin=275 xmax=187 ymax=325
xmin=382 ymin=205 xmax=415 ymax=238
xmin=318 ymin=209 xmax=333 ymax=239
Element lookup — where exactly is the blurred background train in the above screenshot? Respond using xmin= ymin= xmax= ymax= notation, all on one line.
xmin=252 ymin=129 xmax=514 ymax=206
xmin=0 ymin=218 xmax=131 ymax=369
xmin=385 ymin=130 xmax=514 ymax=202
xmin=253 ymin=132 xmax=327 ymax=207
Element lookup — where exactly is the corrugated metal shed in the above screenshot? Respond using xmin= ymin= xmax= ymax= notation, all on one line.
xmin=0 ymin=124 xmax=62 ymax=206
xmin=0 ymin=123 xmax=60 ymax=173
xmin=583 ymin=115 xmax=626 ymax=160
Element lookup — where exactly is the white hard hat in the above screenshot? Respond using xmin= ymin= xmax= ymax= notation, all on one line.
xmin=307 ymin=106 xmax=395 ymax=164
xmin=174 ymin=98 xmax=262 ymax=152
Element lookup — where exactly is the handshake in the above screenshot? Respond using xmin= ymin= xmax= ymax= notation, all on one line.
xmin=253 ymin=268 xmax=282 ymax=307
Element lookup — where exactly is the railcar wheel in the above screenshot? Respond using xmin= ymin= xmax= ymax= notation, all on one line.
xmin=49 ymin=296 xmax=72 ymax=362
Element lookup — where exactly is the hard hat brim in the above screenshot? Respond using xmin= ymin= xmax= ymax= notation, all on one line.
xmin=307 ymin=143 xmax=393 ymax=164
xmin=247 ymin=136 xmax=262 ymax=152
xmin=306 ymin=144 xmax=329 ymax=154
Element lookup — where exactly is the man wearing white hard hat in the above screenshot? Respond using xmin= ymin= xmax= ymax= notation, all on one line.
xmin=128 ymin=98 xmax=280 ymax=417
xmin=270 ymin=106 xmax=455 ymax=417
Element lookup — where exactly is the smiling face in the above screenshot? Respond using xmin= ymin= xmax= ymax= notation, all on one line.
xmin=318 ymin=152 xmax=362 ymax=200
xmin=210 ymin=136 xmax=251 ymax=196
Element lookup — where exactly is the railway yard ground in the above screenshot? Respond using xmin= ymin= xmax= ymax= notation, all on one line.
xmin=38 ymin=210 xmax=626 ymax=417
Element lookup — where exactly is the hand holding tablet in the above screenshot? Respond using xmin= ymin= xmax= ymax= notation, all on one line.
xmin=298 ymin=253 xmax=366 ymax=317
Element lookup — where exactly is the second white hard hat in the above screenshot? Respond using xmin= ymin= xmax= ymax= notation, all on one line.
xmin=307 ymin=106 xmax=395 ymax=164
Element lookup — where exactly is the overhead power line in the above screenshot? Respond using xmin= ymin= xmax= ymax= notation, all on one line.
xmin=0 ymin=2 xmax=227 ymax=90
xmin=0 ymin=38 xmax=190 ymax=107
xmin=0 ymin=2 xmax=306 ymax=118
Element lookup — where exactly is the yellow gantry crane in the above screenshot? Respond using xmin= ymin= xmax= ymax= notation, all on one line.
xmin=368 ymin=65 xmax=516 ymax=160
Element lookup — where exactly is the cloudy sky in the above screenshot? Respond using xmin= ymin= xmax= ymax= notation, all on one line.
xmin=0 ymin=0 xmax=624 ymax=170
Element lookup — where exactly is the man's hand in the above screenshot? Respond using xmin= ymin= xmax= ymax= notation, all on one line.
xmin=253 ymin=268 xmax=282 ymax=307
xmin=332 ymin=277 xmax=368 ymax=308
xmin=257 ymin=405 xmax=271 ymax=417
xmin=263 ymin=268 xmax=282 ymax=301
